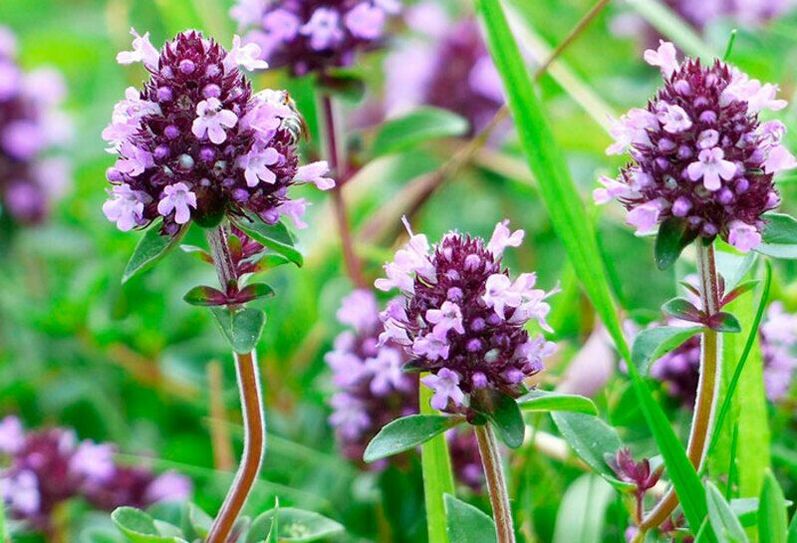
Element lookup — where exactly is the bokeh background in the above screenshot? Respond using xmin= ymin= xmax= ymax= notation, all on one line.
xmin=1 ymin=0 xmax=797 ymax=541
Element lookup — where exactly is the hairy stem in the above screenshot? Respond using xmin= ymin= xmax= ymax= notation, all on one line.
xmin=319 ymin=92 xmax=365 ymax=288
xmin=206 ymin=225 xmax=267 ymax=543
xmin=475 ymin=425 xmax=516 ymax=543
xmin=639 ymin=242 xmax=721 ymax=531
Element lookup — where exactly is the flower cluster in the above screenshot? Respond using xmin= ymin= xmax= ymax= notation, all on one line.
xmin=102 ymin=29 xmax=332 ymax=236
xmin=326 ymin=289 xmax=416 ymax=464
xmin=596 ymin=41 xmax=796 ymax=253
xmin=326 ymin=290 xmax=484 ymax=488
xmin=0 ymin=417 xmax=191 ymax=533
xmin=0 ymin=26 xmax=71 ymax=225
xmin=375 ymin=220 xmax=556 ymax=414
xmin=651 ymin=302 xmax=797 ymax=406
xmin=230 ymin=0 xmax=401 ymax=76
xmin=384 ymin=3 xmax=503 ymax=134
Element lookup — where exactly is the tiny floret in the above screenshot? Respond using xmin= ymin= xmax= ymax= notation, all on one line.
xmin=597 ymin=41 xmax=795 ymax=253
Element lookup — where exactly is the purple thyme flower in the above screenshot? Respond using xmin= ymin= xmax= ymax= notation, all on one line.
xmin=375 ymin=220 xmax=557 ymax=414
xmin=0 ymin=417 xmax=192 ymax=534
xmin=651 ymin=302 xmax=797 ymax=406
xmin=0 ymin=26 xmax=71 ymax=225
xmin=230 ymin=0 xmax=401 ymax=76
xmin=326 ymin=289 xmax=416 ymax=464
xmin=326 ymin=290 xmax=485 ymax=489
xmin=384 ymin=4 xmax=503 ymax=134
xmin=103 ymin=29 xmax=332 ymax=236
xmin=665 ymin=0 xmax=795 ymax=30
xmin=595 ymin=41 xmax=796 ymax=253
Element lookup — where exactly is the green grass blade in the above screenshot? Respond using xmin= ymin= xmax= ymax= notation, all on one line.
xmin=476 ymin=1 xmax=711 ymax=535
xmin=624 ymin=0 xmax=716 ymax=58
xmin=420 ymin=381 xmax=456 ymax=543
xmin=476 ymin=0 xmax=629 ymax=363
xmin=760 ymin=470 xmax=789 ymax=543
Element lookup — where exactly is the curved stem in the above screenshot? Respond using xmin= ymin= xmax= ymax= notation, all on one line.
xmin=475 ymin=425 xmax=516 ymax=543
xmin=207 ymin=350 xmax=265 ymax=543
xmin=206 ymin=224 xmax=267 ymax=543
xmin=639 ymin=242 xmax=721 ymax=531
xmin=319 ymin=92 xmax=366 ymax=288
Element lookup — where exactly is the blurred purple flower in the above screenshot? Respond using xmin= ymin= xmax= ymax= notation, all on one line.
xmin=0 ymin=26 xmax=71 ymax=225
xmin=0 ymin=417 xmax=192 ymax=534
xmin=326 ymin=290 xmax=484 ymax=489
xmin=384 ymin=4 xmax=503 ymax=134
xmin=376 ymin=220 xmax=557 ymax=414
xmin=230 ymin=0 xmax=400 ymax=76
xmin=596 ymin=41 xmax=794 ymax=252
xmin=103 ymin=29 xmax=331 ymax=236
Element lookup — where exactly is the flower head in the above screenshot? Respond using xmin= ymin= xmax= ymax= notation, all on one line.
xmin=103 ymin=30 xmax=332 ymax=236
xmin=385 ymin=7 xmax=503 ymax=134
xmin=0 ymin=26 xmax=71 ymax=225
xmin=231 ymin=0 xmax=401 ymax=76
xmin=596 ymin=41 xmax=795 ymax=253
xmin=376 ymin=221 xmax=557 ymax=414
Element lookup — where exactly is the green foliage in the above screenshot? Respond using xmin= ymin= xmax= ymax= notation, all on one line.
xmin=517 ymin=390 xmax=598 ymax=415
xmin=631 ymin=325 xmax=704 ymax=373
xmin=757 ymin=213 xmax=797 ymax=259
xmin=364 ymin=415 xmax=463 ymax=463
xmin=552 ymin=475 xmax=615 ymax=543
xmin=247 ymin=507 xmax=344 ymax=542
xmin=470 ymin=390 xmax=525 ymax=449
xmin=759 ymin=471 xmax=789 ymax=543
xmin=443 ymin=494 xmax=497 ymax=543
xmin=210 ymin=306 xmax=267 ymax=354
xmin=122 ymin=224 xmax=186 ymax=284
xmin=230 ymin=216 xmax=303 ymax=267
xmin=655 ymin=217 xmax=698 ymax=270
xmin=111 ymin=507 xmax=183 ymax=543
xmin=706 ymin=482 xmax=748 ymax=543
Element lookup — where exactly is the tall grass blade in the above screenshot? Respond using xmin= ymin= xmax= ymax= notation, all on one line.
xmin=420 ymin=381 xmax=456 ymax=543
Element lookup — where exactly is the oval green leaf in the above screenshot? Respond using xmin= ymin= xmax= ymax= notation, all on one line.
xmin=111 ymin=507 xmax=181 ymax=543
xmin=247 ymin=508 xmax=344 ymax=543
xmin=759 ymin=470 xmax=788 ymax=543
xmin=363 ymin=414 xmax=462 ymax=463
xmin=210 ymin=307 xmax=266 ymax=354
xmin=122 ymin=224 xmax=186 ymax=284
xmin=631 ymin=325 xmax=703 ymax=373
xmin=517 ymin=390 xmax=597 ymax=415
xmin=471 ymin=390 xmax=525 ymax=449
xmin=444 ymin=494 xmax=496 ymax=543
xmin=706 ymin=482 xmax=748 ymax=543
xmin=231 ymin=216 xmax=303 ymax=267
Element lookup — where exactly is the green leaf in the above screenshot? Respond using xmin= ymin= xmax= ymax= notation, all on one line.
xmin=210 ymin=306 xmax=266 ymax=354
xmin=236 ymin=283 xmax=276 ymax=304
xmin=443 ymin=494 xmax=496 ymax=543
xmin=707 ymin=312 xmax=742 ymax=333
xmin=230 ymin=216 xmax=303 ymax=267
xmin=655 ymin=217 xmax=697 ymax=270
xmin=111 ymin=507 xmax=181 ymax=543
xmin=475 ymin=0 xmax=630 ymax=369
xmin=363 ymin=414 xmax=463 ymax=463
xmin=122 ymin=224 xmax=185 ymax=284
xmin=247 ymin=508 xmax=344 ymax=543
xmin=757 ymin=213 xmax=797 ymax=259
xmin=372 ymin=106 xmax=469 ymax=156
xmin=787 ymin=508 xmax=797 ymax=543
xmin=183 ymin=285 xmax=226 ymax=306
xmin=706 ymin=482 xmax=749 ymax=543
xmin=0 ymin=495 xmax=6 ymax=543
xmin=517 ymin=390 xmax=597 ymax=415
xmin=551 ymin=412 xmax=630 ymax=489
xmin=184 ymin=504 xmax=212 ymax=540
xmin=661 ymin=297 xmax=704 ymax=322
xmin=553 ymin=475 xmax=615 ymax=543
xmin=419 ymin=382 xmax=456 ymax=543
xmin=760 ymin=471 xmax=788 ymax=543
xmin=471 ymin=390 xmax=525 ymax=449
xmin=631 ymin=325 xmax=703 ymax=373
